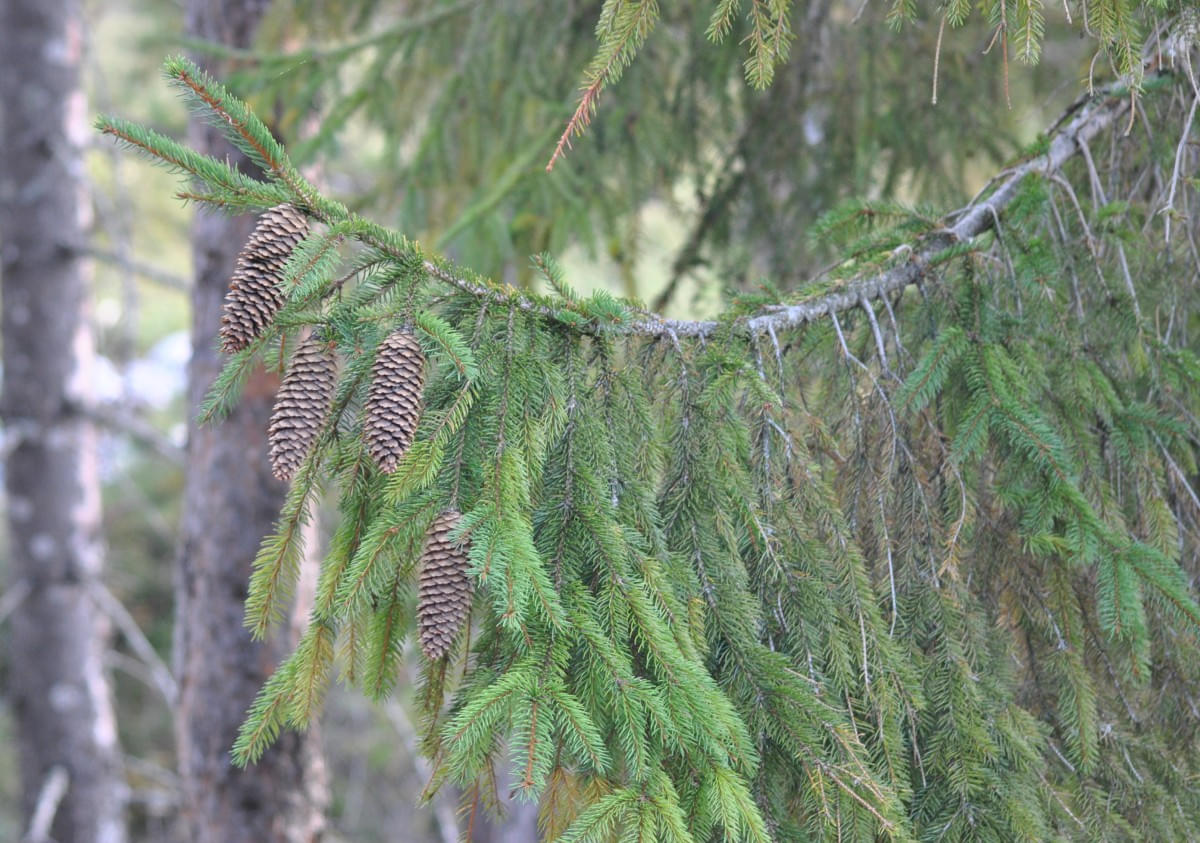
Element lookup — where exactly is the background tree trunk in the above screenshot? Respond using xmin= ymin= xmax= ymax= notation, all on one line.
xmin=174 ymin=1 xmax=327 ymax=840
xmin=0 ymin=1 xmax=128 ymax=841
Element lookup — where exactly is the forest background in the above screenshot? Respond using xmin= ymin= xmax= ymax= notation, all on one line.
xmin=1 ymin=0 xmax=1198 ymax=841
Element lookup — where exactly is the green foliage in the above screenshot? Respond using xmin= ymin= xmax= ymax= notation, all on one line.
xmin=103 ymin=40 xmax=1200 ymax=842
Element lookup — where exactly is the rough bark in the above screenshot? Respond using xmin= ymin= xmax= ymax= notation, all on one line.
xmin=0 ymin=1 xmax=128 ymax=841
xmin=175 ymin=1 xmax=326 ymax=841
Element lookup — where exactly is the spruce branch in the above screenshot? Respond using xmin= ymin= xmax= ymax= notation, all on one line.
xmin=245 ymin=453 xmax=323 ymax=639
xmin=101 ymin=54 xmax=1178 ymax=347
xmin=642 ymin=72 xmax=1148 ymax=338
xmin=98 ymin=33 xmax=1200 ymax=833
xmin=166 ymin=58 xmax=295 ymax=189
xmin=231 ymin=653 xmax=299 ymax=765
xmin=161 ymin=55 xmax=348 ymax=221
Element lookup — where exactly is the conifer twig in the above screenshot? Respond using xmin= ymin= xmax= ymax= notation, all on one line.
xmin=546 ymin=0 xmax=659 ymax=172
xmin=546 ymin=77 xmax=605 ymax=174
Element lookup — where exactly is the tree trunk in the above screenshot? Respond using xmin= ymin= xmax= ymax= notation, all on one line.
xmin=175 ymin=2 xmax=327 ymax=841
xmin=0 ymin=2 xmax=128 ymax=842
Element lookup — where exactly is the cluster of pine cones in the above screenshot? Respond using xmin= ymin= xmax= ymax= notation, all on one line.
xmin=221 ymin=204 xmax=473 ymax=660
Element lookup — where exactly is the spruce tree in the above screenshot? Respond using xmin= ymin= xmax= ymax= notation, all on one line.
xmin=100 ymin=7 xmax=1200 ymax=840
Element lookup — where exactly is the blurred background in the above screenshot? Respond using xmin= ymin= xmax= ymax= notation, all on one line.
xmin=0 ymin=0 xmax=1094 ymax=839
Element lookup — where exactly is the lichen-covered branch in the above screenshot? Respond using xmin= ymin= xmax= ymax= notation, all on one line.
xmin=389 ymin=72 xmax=1169 ymax=340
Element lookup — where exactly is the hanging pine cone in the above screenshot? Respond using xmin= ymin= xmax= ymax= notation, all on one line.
xmin=363 ymin=329 xmax=426 ymax=473
xmin=417 ymin=509 xmax=473 ymax=661
xmin=268 ymin=337 xmax=336 ymax=481
xmin=219 ymin=203 xmax=310 ymax=353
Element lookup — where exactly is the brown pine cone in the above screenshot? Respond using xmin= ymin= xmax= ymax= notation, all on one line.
xmin=268 ymin=337 xmax=336 ymax=481
xmin=219 ymin=203 xmax=309 ymax=353
xmin=363 ymin=329 xmax=426 ymax=473
xmin=417 ymin=509 xmax=473 ymax=660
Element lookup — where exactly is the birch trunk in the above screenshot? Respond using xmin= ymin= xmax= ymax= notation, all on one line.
xmin=0 ymin=1 xmax=127 ymax=841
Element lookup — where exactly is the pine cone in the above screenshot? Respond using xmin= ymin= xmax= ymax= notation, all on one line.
xmin=417 ymin=509 xmax=473 ymax=660
xmin=363 ymin=329 xmax=426 ymax=473
xmin=219 ymin=203 xmax=310 ymax=353
xmin=268 ymin=337 xmax=336 ymax=481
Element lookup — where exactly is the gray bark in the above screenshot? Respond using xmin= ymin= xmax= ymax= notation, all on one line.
xmin=175 ymin=1 xmax=327 ymax=841
xmin=0 ymin=1 xmax=128 ymax=842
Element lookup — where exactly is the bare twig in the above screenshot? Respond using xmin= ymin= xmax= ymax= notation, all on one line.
xmin=76 ymin=401 xmax=185 ymax=465
xmin=1075 ymin=135 xmax=1143 ymax=320
xmin=83 ymin=245 xmax=190 ymax=292
xmin=879 ymin=488 xmax=898 ymax=637
xmin=860 ymin=297 xmax=891 ymax=374
xmin=1159 ymin=91 xmax=1198 ymax=244
xmin=1045 ymin=188 xmax=1087 ymax=322
xmin=653 ymin=163 xmax=746 ymax=312
xmin=1155 ymin=431 xmax=1200 ymax=514
xmin=23 ymin=766 xmax=69 ymax=843
xmin=932 ymin=14 xmax=947 ymax=105
xmin=90 ymin=582 xmax=178 ymax=707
